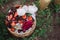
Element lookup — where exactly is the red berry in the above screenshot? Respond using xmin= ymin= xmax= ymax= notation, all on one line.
xmin=11 ymin=28 xmax=15 ymax=32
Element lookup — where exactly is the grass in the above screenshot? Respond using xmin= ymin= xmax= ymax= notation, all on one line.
xmin=0 ymin=0 xmax=8 ymax=6
xmin=0 ymin=0 xmax=60 ymax=40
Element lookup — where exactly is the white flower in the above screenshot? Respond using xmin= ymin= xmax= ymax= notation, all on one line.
xmin=28 ymin=4 xmax=38 ymax=14
xmin=17 ymin=8 xmax=26 ymax=16
xmin=22 ymin=5 xmax=28 ymax=12
xmin=22 ymin=4 xmax=38 ymax=14
xmin=22 ymin=4 xmax=38 ymax=20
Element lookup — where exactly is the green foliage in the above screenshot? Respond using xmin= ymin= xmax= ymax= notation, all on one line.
xmin=55 ymin=4 xmax=60 ymax=12
xmin=0 ymin=0 xmax=8 ymax=6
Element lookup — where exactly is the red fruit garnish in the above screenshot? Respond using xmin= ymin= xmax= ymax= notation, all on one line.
xmin=7 ymin=14 xmax=13 ymax=20
xmin=8 ymin=12 xmax=13 ymax=16
xmin=11 ymin=21 xmax=16 ymax=27
xmin=18 ymin=20 xmax=23 ymax=24
xmin=12 ymin=18 xmax=16 ymax=20
xmin=7 ymin=16 xmax=10 ymax=20
xmin=22 ymin=14 xmax=27 ymax=19
xmin=14 ymin=12 xmax=18 ymax=17
xmin=10 ymin=14 xmax=13 ymax=19
xmin=22 ymin=21 xmax=33 ymax=32
xmin=28 ymin=16 xmax=32 ymax=21
xmin=11 ymin=28 xmax=15 ymax=32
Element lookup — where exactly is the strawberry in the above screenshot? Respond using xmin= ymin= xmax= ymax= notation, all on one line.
xmin=28 ymin=16 xmax=32 ymax=21
xmin=22 ymin=14 xmax=27 ymax=19
xmin=11 ymin=27 xmax=15 ymax=32
xmin=18 ymin=20 xmax=23 ymax=25
xmin=11 ymin=21 xmax=16 ymax=27
xmin=14 ymin=12 xmax=18 ymax=17
xmin=7 ymin=14 xmax=13 ymax=21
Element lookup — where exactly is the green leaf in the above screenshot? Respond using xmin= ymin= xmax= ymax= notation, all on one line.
xmin=40 ymin=29 xmax=46 ymax=36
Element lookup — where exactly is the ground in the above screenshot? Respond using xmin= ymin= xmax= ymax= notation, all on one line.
xmin=0 ymin=0 xmax=60 ymax=40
